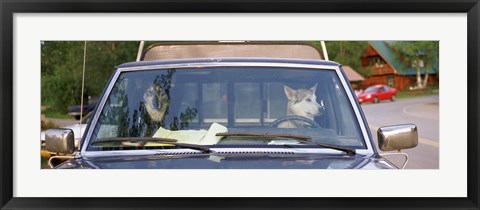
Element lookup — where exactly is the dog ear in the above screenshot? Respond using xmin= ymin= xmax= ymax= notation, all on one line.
xmin=309 ymin=84 xmax=318 ymax=94
xmin=284 ymin=85 xmax=297 ymax=101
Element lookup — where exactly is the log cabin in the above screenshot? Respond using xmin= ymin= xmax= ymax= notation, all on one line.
xmin=360 ymin=41 xmax=438 ymax=91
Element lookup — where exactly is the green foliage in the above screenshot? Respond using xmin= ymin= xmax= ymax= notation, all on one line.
xmin=312 ymin=41 xmax=371 ymax=77
xmin=392 ymin=41 xmax=439 ymax=88
xmin=42 ymin=67 xmax=79 ymax=111
xmin=392 ymin=41 xmax=439 ymax=71
xmin=42 ymin=106 xmax=72 ymax=119
xmin=41 ymin=41 xmax=139 ymax=112
xmin=396 ymin=89 xmax=439 ymax=99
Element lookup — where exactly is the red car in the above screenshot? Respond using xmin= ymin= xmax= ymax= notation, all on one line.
xmin=357 ymin=84 xmax=397 ymax=104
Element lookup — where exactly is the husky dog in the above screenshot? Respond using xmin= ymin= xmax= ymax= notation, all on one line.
xmin=144 ymin=84 xmax=169 ymax=122
xmin=280 ymin=84 xmax=325 ymax=128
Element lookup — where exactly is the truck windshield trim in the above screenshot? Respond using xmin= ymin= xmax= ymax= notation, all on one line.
xmin=80 ymin=65 xmax=374 ymax=155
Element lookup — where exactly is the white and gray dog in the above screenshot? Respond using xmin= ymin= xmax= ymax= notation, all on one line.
xmin=280 ymin=84 xmax=325 ymax=128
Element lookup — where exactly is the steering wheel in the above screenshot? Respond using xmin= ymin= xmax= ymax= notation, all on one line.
xmin=269 ymin=115 xmax=321 ymax=128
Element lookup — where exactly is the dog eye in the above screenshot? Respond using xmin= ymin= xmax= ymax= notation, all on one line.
xmin=305 ymin=98 xmax=312 ymax=102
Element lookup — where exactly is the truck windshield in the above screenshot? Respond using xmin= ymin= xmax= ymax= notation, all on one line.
xmin=87 ymin=67 xmax=365 ymax=150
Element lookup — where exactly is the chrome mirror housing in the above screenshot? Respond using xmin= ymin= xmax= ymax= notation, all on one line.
xmin=377 ymin=124 xmax=418 ymax=151
xmin=45 ymin=128 xmax=75 ymax=154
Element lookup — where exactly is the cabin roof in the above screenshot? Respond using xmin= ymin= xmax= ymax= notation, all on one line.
xmin=342 ymin=65 xmax=364 ymax=81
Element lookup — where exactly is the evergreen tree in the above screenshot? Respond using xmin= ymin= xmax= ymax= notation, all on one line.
xmin=313 ymin=41 xmax=371 ymax=77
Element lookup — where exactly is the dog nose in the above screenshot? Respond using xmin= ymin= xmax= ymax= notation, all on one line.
xmin=318 ymin=100 xmax=325 ymax=112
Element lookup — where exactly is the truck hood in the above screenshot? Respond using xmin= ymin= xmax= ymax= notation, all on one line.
xmin=56 ymin=153 xmax=395 ymax=169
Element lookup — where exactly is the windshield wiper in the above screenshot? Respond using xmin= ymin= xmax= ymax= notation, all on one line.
xmin=216 ymin=132 xmax=312 ymax=141
xmin=91 ymin=137 xmax=211 ymax=153
xmin=293 ymin=139 xmax=356 ymax=155
xmin=215 ymin=132 xmax=355 ymax=155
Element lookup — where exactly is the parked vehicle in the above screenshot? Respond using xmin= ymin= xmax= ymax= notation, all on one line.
xmin=67 ymin=96 xmax=98 ymax=120
xmin=357 ymin=84 xmax=397 ymax=104
xmin=44 ymin=42 xmax=417 ymax=169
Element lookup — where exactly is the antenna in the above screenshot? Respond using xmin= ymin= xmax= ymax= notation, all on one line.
xmin=80 ymin=41 xmax=87 ymax=125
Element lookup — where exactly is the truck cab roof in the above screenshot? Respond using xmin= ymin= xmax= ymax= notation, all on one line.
xmin=117 ymin=57 xmax=341 ymax=69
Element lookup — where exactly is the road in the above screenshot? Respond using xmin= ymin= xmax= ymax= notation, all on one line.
xmin=361 ymin=95 xmax=439 ymax=169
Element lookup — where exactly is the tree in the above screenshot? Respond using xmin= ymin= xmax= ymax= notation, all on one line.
xmin=41 ymin=41 xmax=86 ymax=110
xmin=41 ymin=41 xmax=139 ymax=112
xmin=392 ymin=41 xmax=439 ymax=89
xmin=313 ymin=41 xmax=371 ymax=77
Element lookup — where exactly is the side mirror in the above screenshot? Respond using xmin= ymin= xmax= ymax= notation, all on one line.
xmin=377 ymin=124 xmax=418 ymax=151
xmin=45 ymin=128 xmax=75 ymax=154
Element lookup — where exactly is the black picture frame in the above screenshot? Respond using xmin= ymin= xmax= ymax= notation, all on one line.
xmin=1 ymin=0 xmax=479 ymax=209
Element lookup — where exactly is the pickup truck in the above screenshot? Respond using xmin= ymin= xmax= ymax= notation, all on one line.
xmin=44 ymin=42 xmax=418 ymax=169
